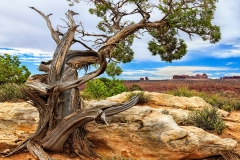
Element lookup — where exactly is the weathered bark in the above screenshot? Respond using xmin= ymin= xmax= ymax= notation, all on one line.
xmin=3 ymin=7 xmax=143 ymax=159
xmin=27 ymin=141 xmax=52 ymax=160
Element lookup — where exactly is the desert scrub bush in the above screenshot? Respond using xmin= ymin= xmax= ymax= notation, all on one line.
xmin=128 ymin=84 xmax=143 ymax=91
xmin=199 ymin=93 xmax=240 ymax=111
xmin=201 ymin=94 xmax=223 ymax=107
xmin=232 ymin=100 xmax=240 ymax=110
xmin=0 ymin=83 xmax=28 ymax=102
xmin=126 ymin=91 xmax=151 ymax=105
xmin=188 ymin=107 xmax=226 ymax=134
xmin=167 ymin=85 xmax=240 ymax=112
xmin=167 ymin=85 xmax=195 ymax=97
xmin=162 ymin=109 xmax=170 ymax=115
xmin=82 ymin=78 xmax=127 ymax=100
xmin=219 ymin=99 xmax=240 ymax=112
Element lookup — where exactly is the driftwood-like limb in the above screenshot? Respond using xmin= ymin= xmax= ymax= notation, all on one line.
xmin=104 ymin=95 xmax=139 ymax=116
xmin=25 ymin=81 xmax=51 ymax=95
xmin=29 ymin=7 xmax=60 ymax=44
xmin=56 ymin=51 xmax=107 ymax=92
xmin=66 ymin=50 xmax=99 ymax=61
xmin=95 ymin=95 xmax=139 ymax=124
xmin=41 ymin=95 xmax=139 ymax=152
xmin=27 ymin=74 xmax=48 ymax=84
xmin=3 ymin=88 xmax=49 ymax=157
xmin=41 ymin=109 xmax=102 ymax=151
xmin=49 ymin=25 xmax=78 ymax=82
xmin=66 ymin=56 xmax=99 ymax=69
xmin=27 ymin=140 xmax=52 ymax=160
xmin=38 ymin=62 xmax=50 ymax=72
xmin=71 ymin=127 xmax=96 ymax=157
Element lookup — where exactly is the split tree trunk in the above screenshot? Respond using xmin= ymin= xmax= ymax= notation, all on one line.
xmin=1 ymin=7 xmax=143 ymax=159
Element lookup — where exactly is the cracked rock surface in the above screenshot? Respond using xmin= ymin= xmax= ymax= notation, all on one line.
xmin=0 ymin=92 xmax=239 ymax=160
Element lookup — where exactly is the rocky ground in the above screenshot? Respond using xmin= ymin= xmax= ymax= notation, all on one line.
xmin=0 ymin=92 xmax=239 ymax=160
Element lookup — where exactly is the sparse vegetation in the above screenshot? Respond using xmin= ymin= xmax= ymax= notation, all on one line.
xmin=0 ymin=83 xmax=28 ymax=102
xmin=188 ymin=106 xmax=226 ymax=134
xmin=165 ymin=85 xmax=240 ymax=112
xmin=162 ymin=109 xmax=170 ymax=115
xmin=82 ymin=78 xmax=127 ymax=100
xmin=167 ymin=85 xmax=195 ymax=97
xmin=126 ymin=91 xmax=151 ymax=105
xmin=123 ymin=80 xmax=240 ymax=95
xmin=128 ymin=84 xmax=143 ymax=91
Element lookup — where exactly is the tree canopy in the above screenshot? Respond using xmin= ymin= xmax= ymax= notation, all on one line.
xmin=67 ymin=0 xmax=220 ymax=64
xmin=105 ymin=62 xmax=123 ymax=79
xmin=0 ymin=54 xmax=31 ymax=84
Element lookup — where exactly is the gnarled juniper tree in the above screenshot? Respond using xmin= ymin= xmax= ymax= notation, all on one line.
xmin=3 ymin=0 xmax=221 ymax=159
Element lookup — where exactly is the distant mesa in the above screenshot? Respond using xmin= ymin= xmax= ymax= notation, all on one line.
xmin=173 ymin=73 xmax=208 ymax=79
xmin=220 ymin=76 xmax=240 ymax=80
xmin=140 ymin=77 xmax=149 ymax=81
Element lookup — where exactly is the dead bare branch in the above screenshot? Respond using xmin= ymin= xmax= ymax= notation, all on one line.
xmin=29 ymin=7 xmax=60 ymax=44
xmin=73 ymin=39 xmax=93 ymax=50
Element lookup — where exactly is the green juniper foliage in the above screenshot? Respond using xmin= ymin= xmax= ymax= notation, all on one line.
xmin=0 ymin=54 xmax=31 ymax=84
xmin=68 ymin=0 xmax=220 ymax=65
xmin=105 ymin=62 xmax=123 ymax=79
xmin=83 ymin=77 xmax=127 ymax=99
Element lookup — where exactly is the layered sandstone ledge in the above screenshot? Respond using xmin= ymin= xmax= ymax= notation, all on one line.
xmin=0 ymin=92 xmax=239 ymax=159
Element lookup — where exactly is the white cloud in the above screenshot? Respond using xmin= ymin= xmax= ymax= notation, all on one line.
xmin=0 ymin=0 xmax=239 ymax=62
xmin=0 ymin=47 xmax=52 ymax=56
xmin=225 ymin=72 xmax=240 ymax=76
xmin=212 ymin=51 xmax=240 ymax=58
xmin=0 ymin=47 xmax=53 ymax=63
xmin=213 ymin=0 xmax=240 ymax=44
xmin=226 ymin=62 xmax=237 ymax=65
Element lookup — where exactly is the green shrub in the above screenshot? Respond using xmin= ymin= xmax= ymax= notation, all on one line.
xmin=167 ymin=85 xmax=194 ymax=97
xmin=201 ymin=94 xmax=240 ymax=111
xmin=128 ymin=84 xmax=143 ymax=91
xmin=188 ymin=107 xmax=226 ymax=134
xmin=231 ymin=100 xmax=240 ymax=110
xmin=82 ymin=78 xmax=127 ymax=100
xmin=0 ymin=54 xmax=31 ymax=84
xmin=219 ymin=99 xmax=240 ymax=111
xmin=168 ymin=86 xmax=240 ymax=112
xmin=202 ymin=94 xmax=223 ymax=107
xmin=221 ymin=104 xmax=234 ymax=112
xmin=0 ymin=83 xmax=28 ymax=102
xmin=126 ymin=91 xmax=151 ymax=105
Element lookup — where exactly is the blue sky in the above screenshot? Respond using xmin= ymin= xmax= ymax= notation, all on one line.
xmin=0 ymin=0 xmax=240 ymax=80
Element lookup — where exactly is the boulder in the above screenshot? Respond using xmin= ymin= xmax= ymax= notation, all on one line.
xmin=107 ymin=91 xmax=211 ymax=109
xmin=0 ymin=102 xmax=38 ymax=149
xmin=87 ymin=105 xmax=237 ymax=159
xmin=0 ymin=92 xmax=238 ymax=159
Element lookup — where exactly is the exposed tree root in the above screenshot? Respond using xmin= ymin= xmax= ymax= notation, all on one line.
xmin=27 ymin=140 xmax=52 ymax=160
xmin=41 ymin=109 xmax=102 ymax=151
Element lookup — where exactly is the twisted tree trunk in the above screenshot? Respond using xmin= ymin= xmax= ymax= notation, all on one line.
xmin=1 ymin=7 xmax=143 ymax=159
